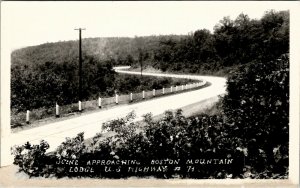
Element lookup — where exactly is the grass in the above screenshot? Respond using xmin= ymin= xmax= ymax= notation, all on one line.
xmin=11 ymin=73 xmax=198 ymax=129
xmin=129 ymin=66 xmax=163 ymax=74
xmin=149 ymin=95 xmax=223 ymax=121
xmin=83 ymin=95 xmax=223 ymax=147
xmin=129 ymin=65 xmax=235 ymax=78
xmin=7 ymin=95 xmax=224 ymax=180
xmin=12 ymin=81 xmax=210 ymax=133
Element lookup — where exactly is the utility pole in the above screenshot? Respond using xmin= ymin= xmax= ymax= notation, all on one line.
xmin=138 ymin=48 xmax=143 ymax=77
xmin=74 ymin=28 xmax=85 ymax=108
xmin=141 ymin=59 xmax=143 ymax=77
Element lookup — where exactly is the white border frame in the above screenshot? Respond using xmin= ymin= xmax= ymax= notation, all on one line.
xmin=1 ymin=1 xmax=299 ymax=187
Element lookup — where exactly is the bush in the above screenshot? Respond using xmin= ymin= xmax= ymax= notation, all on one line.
xmin=11 ymin=140 xmax=52 ymax=177
xmin=12 ymin=110 xmax=244 ymax=179
xmin=11 ymin=62 xmax=194 ymax=112
xmin=222 ymin=54 xmax=289 ymax=175
xmin=11 ymin=55 xmax=115 ymax=111
xmin=11 ymin=68 xmax=196 ymax=128
xmin=113 ymin=74 xmax=195 ymax=95
xmin=11 ymin=55 xmax=289 ymax=179
xmin=12 ymin=133 xmax=90 ymax=178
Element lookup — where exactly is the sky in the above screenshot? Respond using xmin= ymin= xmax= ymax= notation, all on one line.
xmin=1 ymin=1 xmax=293 ymax=50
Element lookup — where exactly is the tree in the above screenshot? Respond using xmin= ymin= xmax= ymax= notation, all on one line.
xmin=193 ymin=29 xmax=215 ymax=62
xmin=222 ymin=54 xmax=289 ymax=173
xmin=213 ymin=16 xmax=239 ymax=66
xmin=260 ymin=10 xmax=289 ymax=61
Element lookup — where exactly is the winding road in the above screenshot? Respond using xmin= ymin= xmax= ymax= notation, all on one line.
xmin=7 ymin=69 xmax=226 ymax=164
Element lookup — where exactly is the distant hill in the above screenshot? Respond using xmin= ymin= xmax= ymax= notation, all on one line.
xmin=11 ymin=35 xmax=185 ymax=68
xmin=12 ymin=10 xmax=289 ymax=76
xmin=11 ymin=10 xmax=289 ymax=110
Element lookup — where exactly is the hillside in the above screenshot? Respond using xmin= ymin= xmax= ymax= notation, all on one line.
xmin=11 ymin=10 xmax=289 ymax=110
xmin=9 ymin=9 xmax=290 ymax=179
xmin=11 ymin=35 xmax=184 ymax=67
xmin=12 ymin=10 xmax=289 ymax=75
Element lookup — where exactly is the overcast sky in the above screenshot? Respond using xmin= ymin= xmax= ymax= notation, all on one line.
xmin=2 ymin=1 xmax=293 ymax=50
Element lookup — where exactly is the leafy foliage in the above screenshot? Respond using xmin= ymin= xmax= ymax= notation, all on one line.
xmin=11 ymin=54 xmax=115 ymax=111
xmin=221 ymin=54 xmax=289 ymax=175
xmin=11 ymin=10 xmax=289 ymax=111
xmin=151 ymin=10 xmax=288 ymax=75
xmin=55 ymin=132 xmax=87 ymax=159
xmin=11 ymin=10 xmax=289 ymax=179
xmin=12 ymin=54 xmax=289 ymax=179
xmin=11 ymin=59 xmax=191 ymax=112
xmin=12 ymin=111 xmax=243 ymax=178
xmin=12 ymin=10 xmax=289 ymax=78
xmin=11 ymin=140 xmax=51 ymax=177
xmin=113 ymin=74 xmax=194 ymax=95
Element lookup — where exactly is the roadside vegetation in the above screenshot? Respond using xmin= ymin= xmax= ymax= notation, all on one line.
xmin=11 ymin=10 xmax=288 ymax=110
xmin=11 ymin=10 xmax=289 ymax=179
xmin=12 ymin=10 xmax=289 ymax=78
xmin=12 ymin=65 xmax=194 ymax=112
xmin=12 ymin=54 xmax=289 ymax=179
xmin=11 ymin=72 xmax=195 ymax=129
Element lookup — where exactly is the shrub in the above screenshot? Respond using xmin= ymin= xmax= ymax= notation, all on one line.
xmin=11 ymin=55 xmax=289 ymax=178
xmin=12 ymin=111 xmax=244 ymax=178
xmin=222 ymin=54 xmax=289 ymax=175
xmin=55 ymin=132 xmax=87 ymax=159
xmin=11 ymin=140 xmax=52 ymax=177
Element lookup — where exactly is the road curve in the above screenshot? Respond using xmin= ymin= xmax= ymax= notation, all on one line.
xmin=9 ymin=70 xmax=226 ymax=161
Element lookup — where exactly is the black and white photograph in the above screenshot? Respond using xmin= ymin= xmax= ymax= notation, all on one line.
xmin=0 ymin=1 xmax=299 ymax=187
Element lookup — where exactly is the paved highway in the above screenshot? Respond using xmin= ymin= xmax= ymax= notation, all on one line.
xmin=9 ymin=70 xmax=226 ymax=156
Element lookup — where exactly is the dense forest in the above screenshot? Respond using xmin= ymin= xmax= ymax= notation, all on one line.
xmin=11 ymin=10 xmax=289 ymax=110
xmin=12 ymin=10 xmax=289 ymax=71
